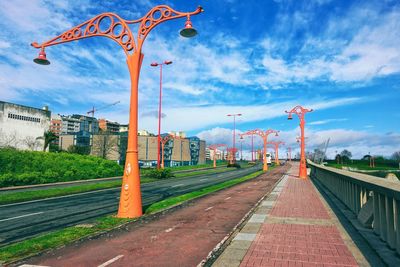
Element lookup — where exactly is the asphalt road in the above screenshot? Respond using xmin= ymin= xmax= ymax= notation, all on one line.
xmin=0 ymin=165 xmax=261 ymax=247
xmin=0 ymin=165 xmax=228 ymax=193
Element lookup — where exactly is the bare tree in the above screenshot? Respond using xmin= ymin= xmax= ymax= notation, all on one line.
xmin=23 ymin=136 xmax=40 ymax=150
xmin=0 ymin=130 xmax=20 ymax=148
xmin=91 ymin=133 xmax=119 ymax=160
xmin=392 ymin=151 xmax=400 ymax=161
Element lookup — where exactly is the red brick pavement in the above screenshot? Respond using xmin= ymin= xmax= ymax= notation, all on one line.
xmin=240 ymin=163 xmax=359 ymax=267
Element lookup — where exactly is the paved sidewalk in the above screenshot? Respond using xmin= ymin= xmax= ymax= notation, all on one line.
xmin=213 ymin=163 xmax=368 ymax=267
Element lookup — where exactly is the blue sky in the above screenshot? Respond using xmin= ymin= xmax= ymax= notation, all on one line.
xmin=0 ymin=0 xmax=399 ymax=159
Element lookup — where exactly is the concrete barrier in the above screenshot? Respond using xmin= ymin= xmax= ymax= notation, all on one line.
xmin=309 ymin=160 xmax=400 ymax=254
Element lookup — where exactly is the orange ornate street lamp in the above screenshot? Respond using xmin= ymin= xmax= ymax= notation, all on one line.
xmin=160 ymin=134 xmax=182 ymax=169
xmin=151 ymin=60 xmax=172 ymax=169
xmin=208 ymin=144 xmax=227 ymax=168
xmin=241 ymin=129 xmax=279 ymax=172
xmin=286 ymin=105 xmax=313 ymax=179
xmin=227 ymin=113 xmax=241 ymax=163
xmin=31 ymin=5 xmax=203 ymax=218
xmin=268 ymin=141 xmax=284 ymax=166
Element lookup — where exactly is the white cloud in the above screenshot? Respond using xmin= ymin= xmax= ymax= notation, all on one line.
xmin=309 ymin=118 xmax=348 ymax=125
xmin=197 ymin=126 xmax=400 ymax=160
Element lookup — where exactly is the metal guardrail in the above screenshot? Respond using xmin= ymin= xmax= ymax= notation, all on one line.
xmin=308 ymin=160 xmax=400 ymax=255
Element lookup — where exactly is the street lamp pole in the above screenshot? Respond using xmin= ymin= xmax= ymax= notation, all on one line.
xmin=286 ymin=105 xmax=313 ymax=179
xmin=31 ymin=5 xmax=203 ymax=218
xmin=241 ymin=129 xmax=279 ymax=172
xmin=151 ymin=60 xmax=172 ymax=169
xmin=287 ymin=147 xmax=292 ymax=162
xmin=160 ymin=134 xmax=182 ymax=169
xmin=227 ymin=113 xmax=241 ymax=163
xmin=208 ymin=144 xmax=227 ymax=168
xmin=268 ymin=141 xmax=284 ymax=166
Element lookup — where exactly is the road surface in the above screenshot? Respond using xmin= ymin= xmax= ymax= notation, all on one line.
xmin=0 ymin=165 xmax=260 ymax=246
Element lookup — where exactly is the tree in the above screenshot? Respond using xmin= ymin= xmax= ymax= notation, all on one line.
xmin=392 ymin=151 xmax=400 ymax=161
xmin=67 ymin=145 xmax=90 ymax=155
xmin=36 ymin=131 xmax=57 ymax=152
xmin=23 ymin=136 xmax=40 ymax=150
xmin=340 ymin=149 xmax=352 ymax=163
xmin=91 ymin=133 xmax=119 ymax=160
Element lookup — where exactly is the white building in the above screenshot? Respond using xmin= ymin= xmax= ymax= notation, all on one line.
xmin=0 ymin=101 xmax=51 ymax=151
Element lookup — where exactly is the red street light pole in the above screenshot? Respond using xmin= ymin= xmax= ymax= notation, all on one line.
xmin=31 ymin=5 xmax=203 ymax=218
xmin=286 ymin=105 xmax=313 ymax=179
xmin=227 ymin=113 xmax=241 ymax=163
xmin=241 ymin=129 xmax=279 ymax=172
xmin=151 ymin=60 xmax=172 ymax=169
xmin=268 ymin=141 xmax=284 ymax=166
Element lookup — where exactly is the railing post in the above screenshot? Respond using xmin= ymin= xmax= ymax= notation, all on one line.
xmin=395 ymin=199 xmax=400 ymax=255
xmin=386 ymin=196 xmax=395 ymax=249
xmin=379 ymin=193 xmax=387 ymax=241
xmin=373 ymin=192 xmax=380 ymax=235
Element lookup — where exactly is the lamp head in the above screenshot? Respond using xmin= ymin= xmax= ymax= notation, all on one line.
xmin=287 ymin=113 xmax=293 ymax=120
xmin=180 ymin=17 xmax=197 ymax=38
xmin=164 ymin=60 xmax=172 ymax=65
xmin=150 ymin=62 xmax=158 ymax=67
xmin=275 ymin=132 xmax=279 ymax=137
xmin=33 ymin=48 xmax=50 ymax=65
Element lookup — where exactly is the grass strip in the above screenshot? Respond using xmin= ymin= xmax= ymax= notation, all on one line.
xmin=1 ymin=165 xmax=251 ymax=205
xmin=145 ymin=170 xmax=264 ymax=214
xmin=0 ymin=216 xmax=133 ymax=264
xmin=0 ymin=168 xmax=263 ymax=264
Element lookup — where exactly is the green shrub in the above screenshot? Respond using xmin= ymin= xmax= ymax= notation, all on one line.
xmin=146 ymin=168 xmax=175 ymax=180
xmin=227 ymin=163 xmax=241 ymax=168
xmin=0 ymin=148 xmax=123 ymax=187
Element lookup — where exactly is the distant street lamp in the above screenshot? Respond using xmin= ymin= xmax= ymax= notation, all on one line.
xmin=227 ymin=113 xmax=242 ymax=163
xmin=286 ymin=105 xmax=313 ymax=179
xmin=268 ymin=141 xmax=284 ymax=166
xmin=208 ymin=144 xmax=227 ymax=168
xmin=287 ymin=147 xmax=292 ymax=162
xmin=31 ymin=5 xmax=203 ymax=218
xmin=241 ymin=129 xmax=279 ymax=172
xmin=151 ymin=60 xmax=172 ymax=169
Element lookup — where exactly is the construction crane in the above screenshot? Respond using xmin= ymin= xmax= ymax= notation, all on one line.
xmin=87 ymin=101 xmax=120 ymax=118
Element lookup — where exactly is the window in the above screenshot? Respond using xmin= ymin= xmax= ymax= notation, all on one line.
xmin=7 ymin=113 xmax=41 ymax=123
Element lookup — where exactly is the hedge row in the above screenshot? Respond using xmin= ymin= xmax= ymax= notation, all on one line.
xmin=0 ymin=148 xmax=123 ymax=187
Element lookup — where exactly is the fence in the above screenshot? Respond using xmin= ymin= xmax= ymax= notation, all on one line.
xmin=309 ymin=160 xmax=400 ymax=254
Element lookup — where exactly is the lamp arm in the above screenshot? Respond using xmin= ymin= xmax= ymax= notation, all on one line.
xmin=31 ymin=12 xmax=136 ymax=56
xmin=132 ymin=5 xmax=203 ymax=43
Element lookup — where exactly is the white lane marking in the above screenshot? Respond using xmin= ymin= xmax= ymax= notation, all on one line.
xmin=225 ymin=197 xmax=231 ymax=200
xmin=205 ymin=206 xmax=213 ymax=211
xmin=0 ymin=187 xmax=119 ymax=208
xmin=0 ymin=212 xmax=44 ymax=222
xmin=200 ymin=179 xmax=208 ymax=181
xmin=165 ymin=223 xmax=180 ymax=233
xmin=171 ymin=184 xmax=184 ymax=188
xmin=97 ymin=255 xmax=124 ymax=267
xmin=19 ymin=265 xmax=50 ymax=267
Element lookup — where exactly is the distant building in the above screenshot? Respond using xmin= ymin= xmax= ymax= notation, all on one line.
xmin=138 ymin=129 xmax=152 ymax=136
xmin=206 ymin=148 xmax=224 ymax=161
xmin=49 ymin=114 xmax=62 ymax=136
xmin=119 ymin=124 xmax=128 ymax=133
xmin=0 ymin=101 xmax=51 ymax=151
xmin=71 ymin=114 xmax=99 ymax=134
xmin=98 ymin=119 xmax=120 ymax=133
xmin=60 ymin=115 xmax=81 ymax=134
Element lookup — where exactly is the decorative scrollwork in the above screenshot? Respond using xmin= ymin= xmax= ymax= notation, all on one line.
xmin=241 ymin=129 xmax=279 ymax=140
xmin=285 ymin=105 xmax=313 ymax=120
xmin=32 ymin=13 xmax=135 ymax=55
xmin=31 ymin=5 xmax=203 ymax=56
